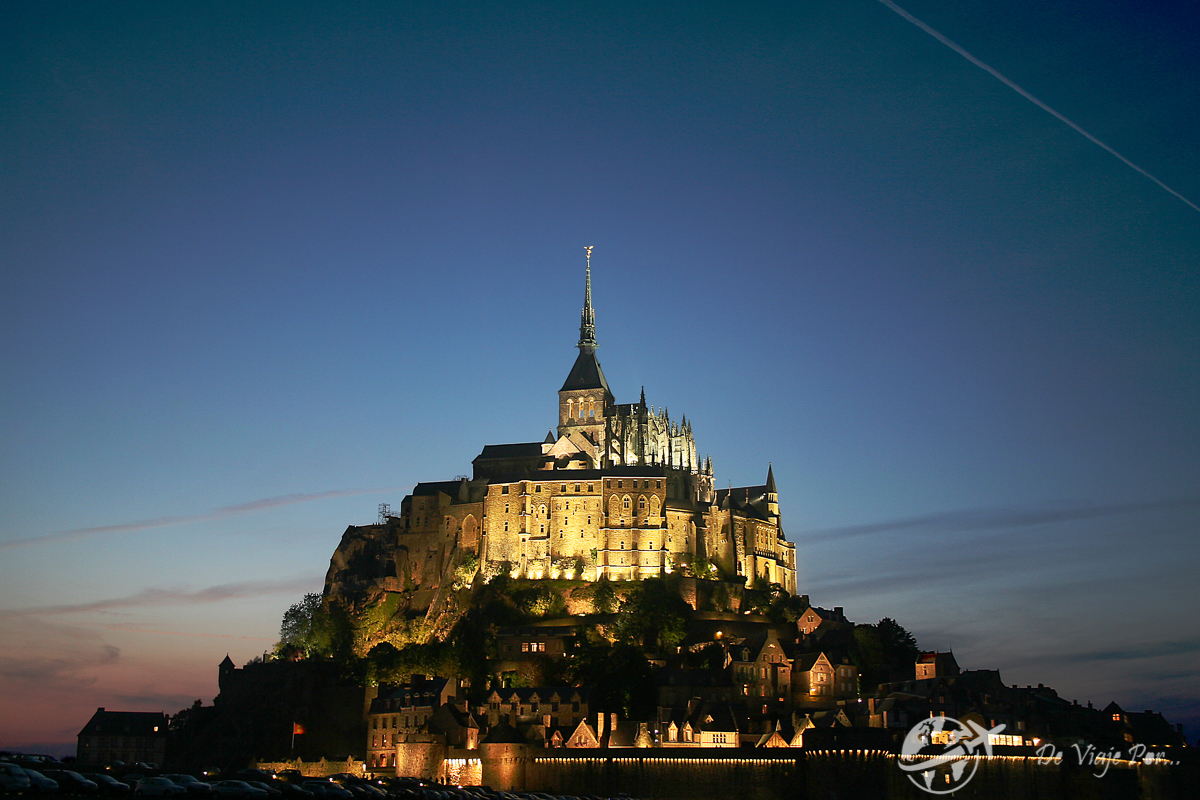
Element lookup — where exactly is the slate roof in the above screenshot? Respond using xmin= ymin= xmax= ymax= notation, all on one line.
xmin=473 ymin=442 xmax=545 ymax=462
xmin=481 ymin=721 xmax=527 ymax=744
xmin=78 ymin=709 xmax=169 ymax=738
xmin=411 ymin=480 xmax=468 ymax=497
xmin=560 ymin=350 xmax=611 ymax=394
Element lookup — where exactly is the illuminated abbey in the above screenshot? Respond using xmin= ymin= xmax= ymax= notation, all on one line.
xmin=325 ymin=250 xmax=797 ymax=602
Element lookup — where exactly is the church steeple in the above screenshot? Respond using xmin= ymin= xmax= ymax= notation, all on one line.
xmin=578 ymin=245 xmax=598 ymax=353
xmin=559 ymin=248 xmax=613 ymax=459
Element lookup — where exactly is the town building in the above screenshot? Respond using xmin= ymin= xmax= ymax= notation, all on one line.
xmin=76 ymin=708 xmax=169 ymax=766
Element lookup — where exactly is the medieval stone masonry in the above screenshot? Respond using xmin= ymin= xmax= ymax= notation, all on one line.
xmin=325 ymin=253 xmax=796 ymax=602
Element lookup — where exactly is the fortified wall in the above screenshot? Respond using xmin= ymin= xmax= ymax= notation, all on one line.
xmin=406 ymin=746 xmax=1183 ymax=800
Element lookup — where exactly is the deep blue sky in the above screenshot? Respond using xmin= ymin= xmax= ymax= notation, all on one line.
xmin=2 ymin=0 xmax=1198 ymax=752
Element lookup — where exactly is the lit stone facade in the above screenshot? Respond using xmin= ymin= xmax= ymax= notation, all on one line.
xmin=325 ymin=254 xmax=796 ymax=599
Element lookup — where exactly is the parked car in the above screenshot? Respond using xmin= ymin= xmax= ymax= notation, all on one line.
xmin=207 ymin=781 xmax=266 ymax=800
xmin=0 ymin=763 xmax=32 ymax=795
xmin=44 ymin=771 xmax=97 ymax=795
xmin=120 ymin=775 xmax=146 ymax=791
xmin=20 ymin=769 xmax=59 ymax=794
xmin=273 ymin=782 xmax=313 ymax=800
xmin=300 ymin=783 xmax=353 ymax=800
xmin=160 ymin=776 xmax=211 ymax=797
xmin=242 ymin=783 xmax=280 ymax=799
xmin=82 ymin=774 xmax=131 ymax=797
xmin=134 ymin=778 xmax=186 ymax=797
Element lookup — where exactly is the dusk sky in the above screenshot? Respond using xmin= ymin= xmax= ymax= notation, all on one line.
xmin=2 ymin=0 xmax=1197 ymax=755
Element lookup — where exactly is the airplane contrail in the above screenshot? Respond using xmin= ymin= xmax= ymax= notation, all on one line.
xmin=877 ymin=0 xmax=1200 ymax=214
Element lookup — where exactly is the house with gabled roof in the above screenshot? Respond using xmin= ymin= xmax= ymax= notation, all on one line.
xmin=659 ymin=700 xmax=739 ymax=747
xmin=76 ymin=708 xmax=169 ymax=766
xmin=791 ymin=708 xmax=851 ymax=746
xmin=796 ymin=606 xmax=848 ymax=635
xmin=915 ymin=651 xmax=960 ymax=680
xmin=730 ymin=628 xmax=793 ymax=713
xmin=565 ymin=715 xmax=601 ymax=748
xmin=754 ymin=718 xmax=794 ymax=748
xmin=484 ymin=686 xmax=589 ymax=729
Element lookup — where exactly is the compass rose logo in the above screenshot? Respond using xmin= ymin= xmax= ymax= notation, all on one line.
xmin=897 ymin=716 xmax=1005 ymax=794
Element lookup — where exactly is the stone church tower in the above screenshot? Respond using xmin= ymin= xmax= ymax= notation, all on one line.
xmin=556 ymin=249 xmax=613 ymax=469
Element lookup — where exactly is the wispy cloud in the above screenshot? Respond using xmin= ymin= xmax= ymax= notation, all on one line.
xmin=0 ymin=645 xmax=120 ymax=691
xmin=0 ymin=486 xmax=406 ymax=551
xmin=800 ymin=499 xmax=1199 ymax=543
xmin=101 ymin=623 xmax=276 ymax=642
xmin=1 ymin=575 xmax=322 ymax=617
xmin=115 ymin=691 xmax=206 ymax=710
xmin=1061 ymin=637 xmax=1200 ymax=664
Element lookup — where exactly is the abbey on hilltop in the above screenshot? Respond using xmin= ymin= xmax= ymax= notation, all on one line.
xmin=325 ymin=250 xmax=796 ymax=602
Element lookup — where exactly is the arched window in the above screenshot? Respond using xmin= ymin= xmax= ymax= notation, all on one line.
xmin=638 ymin=496 xmax=646 ymax=511
xmin=623 ymin=496 xmax=631 ymax=510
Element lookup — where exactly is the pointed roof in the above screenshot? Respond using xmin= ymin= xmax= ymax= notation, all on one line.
xmin=561 ymin=349 xmax=612 ymax=393
xmin=560 ymin=250 xmax=612 ymax=394
xmin=766 ymin=464 xmax=776 ymax=493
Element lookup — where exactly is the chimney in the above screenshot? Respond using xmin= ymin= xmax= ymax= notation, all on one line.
xmin=596 ymin=712 xmax=605 ymax=739
xmin=834 ymin=607 xmax=843 ymax=616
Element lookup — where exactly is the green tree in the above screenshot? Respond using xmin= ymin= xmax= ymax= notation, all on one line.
xmin=569 ymin=639 xmax=655 ymax=719
xmin=612 ymin=576 xmax=690 ymax=649
xmin=592 ymin=577 xmax=618 ymax=614
xmin=853 ymin=617 xmax=921 ymax=689
xmin=280 ymin=593 xmax=321 ymax=648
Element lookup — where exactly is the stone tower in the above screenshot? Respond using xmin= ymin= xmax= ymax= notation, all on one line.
xmin=557 ymin=249 xmax=614 ymax=467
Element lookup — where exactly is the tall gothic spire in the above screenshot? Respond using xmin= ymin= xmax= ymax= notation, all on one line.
xmin=578 ymin=245 xmax=598 ymax=353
